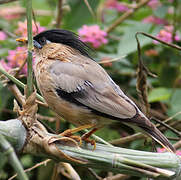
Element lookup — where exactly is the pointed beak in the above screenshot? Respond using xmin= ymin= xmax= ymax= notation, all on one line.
xmin=16 ymin=37 xmax=28 ymax=44
xmin=16 ymin=38 xmax=42 ymax=49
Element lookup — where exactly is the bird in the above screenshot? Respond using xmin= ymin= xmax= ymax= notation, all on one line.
xmin=17 ymin=29 xmax=175 ymax=152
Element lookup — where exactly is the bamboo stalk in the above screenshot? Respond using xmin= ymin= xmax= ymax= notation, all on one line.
xmin=26 ymin=0 xmax=33 ymax=97
xmin=0 ymin=119 xmax=180 ymax=179
xmin=0 ymin=67 xmax=44 ymax=102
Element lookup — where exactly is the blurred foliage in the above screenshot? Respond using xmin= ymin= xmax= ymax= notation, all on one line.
xmin=0 ymin=0 xmax=181 ymax=179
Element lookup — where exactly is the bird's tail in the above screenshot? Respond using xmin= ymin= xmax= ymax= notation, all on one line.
xmin=140 ymin=123 xmax=175 ymax=153
xmin=133 ymin=112 xmax=175 ymax=153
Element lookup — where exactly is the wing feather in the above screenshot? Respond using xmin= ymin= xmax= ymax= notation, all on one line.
xmin=49 ymin=60 xmax=137 ymax=119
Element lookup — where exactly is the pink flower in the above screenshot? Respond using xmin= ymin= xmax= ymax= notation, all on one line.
xmin=176 ymin=150 xmax=181 ymax=156
xmin=153 ymin=25 xmax=180 ymax=44
xmin=148 ymin=0 xmax=161 ymax=10
xmin=143 ymin=16 xmax=168 ymax=25
xmin=157 ymin=148 xmax=181 ymax=156
xmin=157 ymin=148 xmax=166 ymax=153
xmin=0 ymin=6 xmax=22 ymax=20
xmin=6 ymin=46 xmax=28 ymax=75
xmin=105 ymin=0 xmax=129 ymax=12
xmin=15 ymin=20 xmax=46 ymax=37
xmin=78 ymin=25 xmax=108 ymax=48
xmin=0 ymin=31 xmax=7 ymax=41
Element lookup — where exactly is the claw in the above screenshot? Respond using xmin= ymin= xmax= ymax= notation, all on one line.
xmin=81 ymin=138 xmax=96 ymax=150
xmin=58 ymin=125 xmax=98 ymax=149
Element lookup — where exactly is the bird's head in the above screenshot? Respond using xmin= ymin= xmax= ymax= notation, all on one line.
xmin=16 ymin=29 xmax=92 ymax=58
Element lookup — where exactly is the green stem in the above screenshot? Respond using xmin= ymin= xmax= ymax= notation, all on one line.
xmin=0 ymin=67 xmax=44 ymax=102
xmin=83 ymin=129 xmax=113 ymax=147
xmin=26 ymin=0 xmax=33 ymax=97
xmin=0 ymin=134 xmax=28 ymax=180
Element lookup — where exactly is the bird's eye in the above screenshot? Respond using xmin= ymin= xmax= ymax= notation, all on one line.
xmin=39 ymin=37 xmax=47 ymax=45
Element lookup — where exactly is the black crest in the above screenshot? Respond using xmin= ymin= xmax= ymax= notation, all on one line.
xmin=33 ymin=29 xmax=92 ymax=58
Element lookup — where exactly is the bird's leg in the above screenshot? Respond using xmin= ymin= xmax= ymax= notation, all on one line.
xmin=81 ymin=128 xmax=98 ymax=150
xmin=59 ymin=124 xmax=95 ymax=145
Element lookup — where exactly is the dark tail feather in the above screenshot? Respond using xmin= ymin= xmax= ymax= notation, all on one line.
xmin=140 ymin=124 xmax=175 ymax=153
xmin=130 ymin=112 xmax=176 ymax=153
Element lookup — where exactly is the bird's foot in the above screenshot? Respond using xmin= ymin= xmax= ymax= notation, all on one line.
xmin=81 ymin=128 xmax=98 ymax=150
xmin=81 ymin=136 xmax=96 ymax=150
xmin=59 ymin=124 xmax=96 ymax=146
xmin=59 ymin=130 xmax=82 ymax=144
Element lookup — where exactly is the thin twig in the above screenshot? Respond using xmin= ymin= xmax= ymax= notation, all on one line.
xmin=152 ymin=117 xmax=181 ymax=138
xmin=14 ymin=58 xmax=27 ymax=78
xmin=8 ymin=84 xmax=25 ymax=105
xmin=173 ymin=140 xmax=181 ymax=149
xmin=56 ymin=0 xmax=63 ymax=28
xmin=136 ymin=32 xmax=181 ymax=51
xmin=0 ymin=7 xmax=52 ymax=16
xmin=88 ymin=168 xmax=102 ymax=180
xmin=0 ymin=0 xmax=17 ymax=4
xmin=83 ymin=0 xmax=96 ymax=19
xmin=164 ymin=111 xmax=181 ymax=123
xmin=110 ymin=133 xmax=143 ymax=145
xmin=60 ymin=162 xmax=81 ymax=180
xmin=0 ymin=67 xmax=44 ymax=102
xmin=106 ymin=0 xmax=150 ymax=33
xmin=172 ymin=0 xmax=178 ymax=42
xmin=37 ymin=114 xmax=56 ymax=122
xmin=98 ymin=56 xmax=127 ymax=64
xmin=167 ymin=137 xmax=180 ymax=141
xmin=135 ymin=32 xmax=151 ymax=116
xmin=2 ymin=30 xmax=17 ymax=38
xmin=9 ymin=159 xmax=51 ymax=180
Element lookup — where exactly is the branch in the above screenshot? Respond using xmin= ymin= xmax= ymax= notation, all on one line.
xmin=0 ymin=67 xmax=44 ymax=102
xmin=136 ymin=32 xmax=181 ymax=51
xmin=56 ymin=0 xmax=63 ymax=28
xmin=106 ymin=0 xmax=150 ymax=33
xmin=0 ymin=119 xmax=180 ymax=179
xmin=0 ymin=0 xmax=17 ymax=4
xmin=83 ymin=0 xmax=96 ymax=19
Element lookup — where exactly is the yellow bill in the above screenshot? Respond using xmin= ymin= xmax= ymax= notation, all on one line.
xmin=16 ymin=37 xmax=28 ymax=43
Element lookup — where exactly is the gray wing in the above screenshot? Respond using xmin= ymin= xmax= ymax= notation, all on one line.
xmin=49 ymin=60 xmax=137 ymax=119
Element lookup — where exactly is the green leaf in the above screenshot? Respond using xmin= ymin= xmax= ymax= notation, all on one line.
xmin=117 ymin=21 xmax=160 ymax=56
xmin=95 ymin=126 xmax=120 ymax=141
xmin=20 ymin=155 xmax=33 ymax=168
xmin=0 ymin=87 xmax=12 ymax=111
xmin=153 ymin=5 xmax=169 ymax=18
xmin=159 ymin=65 xmax=179 ymax=87
xmin=63 ymin=0 xmax=98 ymax=30
xmin=148 ymin=87 xmax=171 ymax=103
xmin=167 ymin=89 xmax=181 ymax=119
xmin=0 ymin=153 xmax=7 ymax=169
